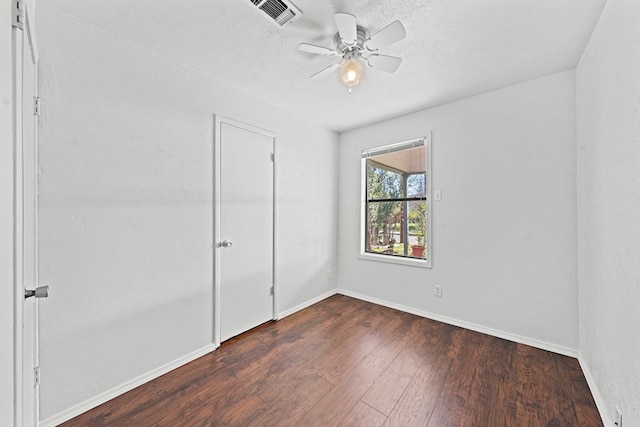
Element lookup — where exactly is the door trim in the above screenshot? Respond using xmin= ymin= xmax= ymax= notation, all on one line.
xmin=13 ymin=19 xmax=26 ymax=426
xmin=13 ymin=0 xmax=39 ymax=424
xmin=212 ymin=115 xmax=278 ymax=348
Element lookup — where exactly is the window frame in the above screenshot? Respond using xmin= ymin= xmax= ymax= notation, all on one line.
xmin=359 ymin=134 xmax=432 ymax=268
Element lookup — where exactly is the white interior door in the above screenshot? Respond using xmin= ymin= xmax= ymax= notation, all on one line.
xmin=13 ymin=1 xmax=42 ymax=425
xmin=214 ymin=116 xmax=275 ymax=344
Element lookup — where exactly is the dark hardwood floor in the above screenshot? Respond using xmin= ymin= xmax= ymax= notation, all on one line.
xmin=61 ymin=294 xmax=602 ymax=426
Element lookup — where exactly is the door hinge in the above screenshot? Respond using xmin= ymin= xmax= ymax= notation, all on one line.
xmin=12 ymin=0 xmax=25 ymax=30
xmin=34 ymin=366 xmax=40 ymax=386
xmin=33 ymin=96 xmax=40 ymax=116
xmin=270 ymin=286 xmax=274 ymax=296
xmin=270 ymin=153 xmax=274 ymax=162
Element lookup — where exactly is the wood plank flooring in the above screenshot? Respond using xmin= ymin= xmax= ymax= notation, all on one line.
xmin=61 ymin=294 xmax=602 ymax=426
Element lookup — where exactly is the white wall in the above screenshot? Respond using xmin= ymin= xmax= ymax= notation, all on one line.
xmin=37 ymin=4 xmax=338 ymax=422
xmin=1 ymin=1 xmax=15 ymax=425
xmin=338 ymin=71 xmax=578 ymax=353
xmin=576 ymin=0 xmax=640 ymax=425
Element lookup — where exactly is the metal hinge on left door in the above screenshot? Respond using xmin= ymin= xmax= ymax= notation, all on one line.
xmin=13 ymin=0 xmax=25 ymax=30
xmin=33 ymin=97 xmax=40 ymax=116
xmin=34 ymin=366 xmax=40 ymax=385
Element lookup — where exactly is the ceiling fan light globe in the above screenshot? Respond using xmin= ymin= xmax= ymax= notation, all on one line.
xmin=340 ymin=59 xmax=363 ymax=87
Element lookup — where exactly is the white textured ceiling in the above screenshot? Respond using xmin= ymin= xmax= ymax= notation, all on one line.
xmin=40 ymin=0 xmax=607 ymax=133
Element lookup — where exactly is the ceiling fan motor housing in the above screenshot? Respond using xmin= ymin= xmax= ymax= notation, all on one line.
xmin=334 ymin=26 xmax=369 ymax=54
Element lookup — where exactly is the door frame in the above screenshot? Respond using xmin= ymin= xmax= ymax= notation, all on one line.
xmin=13 ymin=0 xmax=39 ymax=424
xmin=212 ymin=115 xmax=278 ymax=348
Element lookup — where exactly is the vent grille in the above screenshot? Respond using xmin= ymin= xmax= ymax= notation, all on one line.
xmin=250 ymin=0 xmax=301 ymax=27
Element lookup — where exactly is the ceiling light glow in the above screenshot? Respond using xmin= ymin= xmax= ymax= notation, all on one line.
xmin=340 ymin=59 xmax=363 ymax=91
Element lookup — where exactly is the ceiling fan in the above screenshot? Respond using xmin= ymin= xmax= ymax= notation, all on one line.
xmin=298 ymin=13 xmax=407 ymax=92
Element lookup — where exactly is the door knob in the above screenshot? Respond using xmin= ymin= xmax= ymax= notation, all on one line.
xmin=25 ymin=285 xmax=49 ymax=299
xmin=221 ymin=240 xmax=233 ymax=248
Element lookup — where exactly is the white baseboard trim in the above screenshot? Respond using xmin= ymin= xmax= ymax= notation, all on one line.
xmin=578 ymin=353 xmax=611 ymax=427
xmin=40 ymin=290 xmax=586 ymax=426
xmin=337 ymin=289 xmax=578 ymax=358
xmin=277 ymin=289 xmax=338 ymax=320
xmin=39 ymin=343 xmax=217 ymax=427
xmin=40 ymin=290 xmax=339 ymax=426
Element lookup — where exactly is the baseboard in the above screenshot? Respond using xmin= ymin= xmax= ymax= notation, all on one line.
xmin=578 ymin=353 xmax=611 ymax=427
xmin=337 ymin=289 xmax=578 ymax=358
xmin=39 ymin=343 xmax=217 ymax=427
xmin=40 ymin=291 xmax=339 ymax=426
xmin=277 ymin=289 xmax=338 ymax=320
xmin=39 ymin=290 xmax=584 ymax=426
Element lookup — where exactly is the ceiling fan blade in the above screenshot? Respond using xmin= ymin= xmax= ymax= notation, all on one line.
xmin=367 ymin=54 xmax=403 ymax=73
xmin=311 ymin=63 xmax=340 ymax=79
xmin=298 ymin=43 xmax=338 ymax=56
xmin=335 ymin=13 xmax=358 ymax=46
xmin=366 ymin=20 xmax=406 ymax=51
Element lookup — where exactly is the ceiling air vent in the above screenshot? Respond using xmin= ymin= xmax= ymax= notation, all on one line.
xmin=250 ymin=0 xmax=302 ymax=27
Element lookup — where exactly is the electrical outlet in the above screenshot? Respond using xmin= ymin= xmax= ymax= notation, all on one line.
xmin=615 ymin=406 xmax=622 ymax=427
xmin=327 ymin=270 xmax=333 ymax=281
xmin=434 ymin=285 xmax=442 ymax=297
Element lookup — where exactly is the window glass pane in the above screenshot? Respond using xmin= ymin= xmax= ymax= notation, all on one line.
xmin=365 ymin=199 xmax=428 ymax=259
xmin=366 ymin=201 xmax=403 ymax=255
xmin=408 ymin=200 xmax=427 ymax=259
xmin=407 ymin=174 xmax=426 ymax=198
xmin=366 ymin=162 xmax=403 ymax=200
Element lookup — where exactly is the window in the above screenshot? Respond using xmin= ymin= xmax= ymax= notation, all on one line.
xmin=360 ymin=135 xmax=432 ymax=268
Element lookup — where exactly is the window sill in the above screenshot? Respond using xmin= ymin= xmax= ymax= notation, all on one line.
xmin=358 ymin=252 xmax=432 ymax=268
